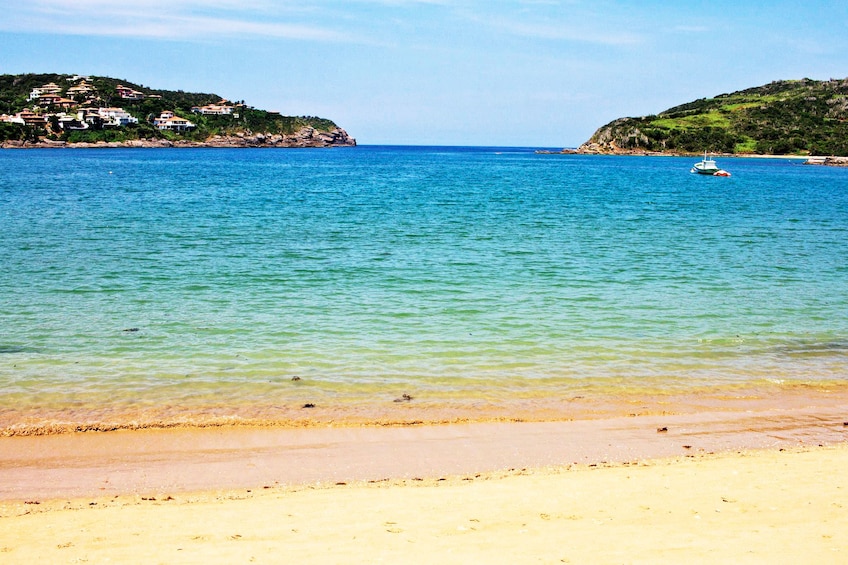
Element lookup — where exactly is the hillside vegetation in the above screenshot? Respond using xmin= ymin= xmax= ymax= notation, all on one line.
xmin=579 ymin=78 xmax=848 ymax=156
xmin=0 ymin=73 xmax=347 ymax=145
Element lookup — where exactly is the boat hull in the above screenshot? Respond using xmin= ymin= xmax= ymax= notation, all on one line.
xmin=693 ymin=163 xmax=720 ymax=174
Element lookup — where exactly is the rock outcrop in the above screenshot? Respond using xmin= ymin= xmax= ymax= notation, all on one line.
xmin=1 ymin=126 xmax=355 ymax=149
xmin=576 ymin=118 xmax=651 ymax=154
xmin=201 ymin=126 xmax=355 ymax=148
xmin=804 ymin=156 xmax=848 ymax=167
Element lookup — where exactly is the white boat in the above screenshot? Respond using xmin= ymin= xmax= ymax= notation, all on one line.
xmin=691 ymin=151 xmax=730 ymax=176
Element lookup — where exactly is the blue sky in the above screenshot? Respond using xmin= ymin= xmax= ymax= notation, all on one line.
xmin=2 ymin=1 xmax=847 ymax=147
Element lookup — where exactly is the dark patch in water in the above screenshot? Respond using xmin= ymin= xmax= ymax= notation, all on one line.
xmin=776 ymin=341 xmax=848 ymax=357
xmin=0 ymin=346 xmax=30 ymax=354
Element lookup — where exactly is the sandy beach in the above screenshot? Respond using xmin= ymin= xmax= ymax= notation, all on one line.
xmin=2 ymin=444 xmax=847 ymax=563
xmin=2 ymin=400 xmax=848 ymax=563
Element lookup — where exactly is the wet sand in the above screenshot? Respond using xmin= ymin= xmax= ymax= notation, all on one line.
xmin=4 ymin=381 xmax=847 ymax=437
xmin=2 ymin=400 xmax=848 ymax=502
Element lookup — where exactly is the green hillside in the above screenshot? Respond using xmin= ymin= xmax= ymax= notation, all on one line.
xmin=0 ymin=73 xmax=342 ymax=144
xmin=580 ymin=78 xmax=848 ymax=156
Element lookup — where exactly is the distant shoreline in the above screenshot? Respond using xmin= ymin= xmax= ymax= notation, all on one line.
xmin=0 ymin=140 xmax=356 ymax=150
xmin=3 ymin=142 xmax=842 ymax=163
xmin=0 ymin=141 xmax=356 ymax=149
xmin=537 ymin=148 xmax=848 ymax=166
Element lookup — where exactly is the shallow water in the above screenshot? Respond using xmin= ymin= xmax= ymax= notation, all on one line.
xmin=1 ymin=147 xmax=847 ymax=431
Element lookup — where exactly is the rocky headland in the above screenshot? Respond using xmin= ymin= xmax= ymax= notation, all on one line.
xmin=565 ymin=78 xmax=848 ymax=162
xmin=1 ymin=126 xmax=355 ymax=149
xmin=1 ymin=73 xmax=357 ymax=150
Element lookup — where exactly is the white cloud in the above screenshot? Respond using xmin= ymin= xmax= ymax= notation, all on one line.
xmin=7 ymin=1 xmax=645 ymax=47
xmin=673 ymin=25 xmax=711 ymax=34
xmin=492 ymin=19 xmax=641 ymax=45
xmin=460 ymin=10 xmax=644 ymax=46
xmin=3 ymin=0 xmax=355 ymax=42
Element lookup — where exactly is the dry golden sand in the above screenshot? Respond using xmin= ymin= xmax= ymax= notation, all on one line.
xmin=1 ymin=444 xmax=846 ymax=563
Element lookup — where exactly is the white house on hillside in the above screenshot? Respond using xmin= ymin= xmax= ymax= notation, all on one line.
xmin=67 ymin=81 xmax=94 ymax=97
xmin=98 ymin=107 xmax=138 ymax=127
xmin=28 ymin=82 xmax=62 ymax=101
xmin=191 ymin=103 xmax=235 ymax=115
xmin=154 ymin=111 xmax=195 ymax=132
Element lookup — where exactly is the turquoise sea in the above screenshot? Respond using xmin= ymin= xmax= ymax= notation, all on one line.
xmin=1 ymin=147 xmax=847 ymax=432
